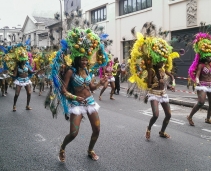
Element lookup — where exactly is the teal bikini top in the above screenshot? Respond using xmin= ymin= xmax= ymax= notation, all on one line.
xmin=71 ymin=68 xmax=91 ymax=88
xmin=18 ymin=65 xmax=28 ymax=74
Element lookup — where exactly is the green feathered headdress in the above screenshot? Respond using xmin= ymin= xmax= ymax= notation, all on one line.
xmin=15 ymin=44 xmax=28 ymax=61
xmin=144 ymin=37 xmax=172 ymax=65
xmin=193 ymin=32 xmax=211 ymax=59
xmin=66 ymin=28 xmax=100 ymax=61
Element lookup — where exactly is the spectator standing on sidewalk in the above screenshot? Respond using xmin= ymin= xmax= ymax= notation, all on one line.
xmin=120 ymin=59 xmax=127 ymax=82
xmin=113 ymin=57 xmax=121 ymax=95
xmin=187 ymin=32 xmax=211 ymax=125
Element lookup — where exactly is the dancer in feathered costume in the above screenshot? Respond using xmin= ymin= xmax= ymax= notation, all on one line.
xmin=6 ymin=44 xmax=35 ymax=111
xmin=98 ymin=53 xmax=116 ymax=100
xmin=129 ymin=22 xmax=179 ymax=140
xmin=33 ymin=51 xmax=49 ymax=95
xmin=45 ymin=50 xmax=58 ymax=89
xmin=25 ymin=39 xmax=36 ymax=71
xmin=89 ymin=33 xmax=111 ymax=95
xmin=50 ymin=28 xmax=107 ymax=162
xmin=0 ymin=50 xmax=9 ymax=96
xmin=187 ymin=32 xmax=211 ymax=125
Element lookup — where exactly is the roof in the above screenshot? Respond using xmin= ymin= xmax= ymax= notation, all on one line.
xmin=47 ymin=21 xmax=61 ymax=28
xmin=33 ymin=16 xmax=60 ymax=27
xmin=21 ymin=15 xmax=61 ymax=32
xmin=37 ymin=31 xmax=48 ymax=35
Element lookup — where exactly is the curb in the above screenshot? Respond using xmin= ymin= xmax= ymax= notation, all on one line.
xmin=169 ymin=98 xmax=208 ymax=110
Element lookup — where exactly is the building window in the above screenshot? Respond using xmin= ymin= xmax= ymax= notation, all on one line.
xmin=119 ymin=0 xmax=152 ymax=16
xmin=91 ymin=6 xmax=106 ymax=24
xmin=12 ymin=34 xmax=15 ymax=42
xmin=123 ymin=40 xmax=134 ymax=59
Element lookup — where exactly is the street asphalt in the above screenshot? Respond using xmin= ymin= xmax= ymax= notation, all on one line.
xmin=0 ymin=83 xmax=211 ymax=171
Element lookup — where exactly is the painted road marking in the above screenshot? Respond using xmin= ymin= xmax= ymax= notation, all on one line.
xmin=202 ymin=129 xmax=211 ymax=133
xmin=170 ymin=120 xmax=185 ymax=125
xmin=170 ymin=118 xmax=185 ymax=125
xmin=142 ymin=112 xmax=152 ymax=117
xmin=201 ymin=135 xmax=211 ymax=140
xmin=35 ymin=134 xmax=46 ymax=142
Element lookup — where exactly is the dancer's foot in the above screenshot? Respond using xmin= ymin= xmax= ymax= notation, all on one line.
xmin=110 ymin=97 xmax=115 ymax=100
xmin=99 ymin=96 xmax=101 ymax=101
xmin=88 ymin=150 xmax=99 ymax=161
xmin=13 ymin=106 xmax=16 ymax=112
xmin=159 ymin=131 xmax=170 ymax=138
xmin=145 ymin=127 xmax=150 ymax=140
xmin=205 ymin=118 xmax=211 ymax=124
xmin=2 ymin=94 xmax=6 ymax=97
xmin=26 ymin=106 xmax=32 ymax=110
xmin=58 ymin=148 xmax=65 ymax=162
xmin=187 ymin=115 xmax=194 ymax=126
xmin=39 ymin=92 xmax=41 ymax=96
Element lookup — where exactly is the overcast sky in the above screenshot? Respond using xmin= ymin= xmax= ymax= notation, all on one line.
xmin=0 ymin=0 xmax=64 ymax=28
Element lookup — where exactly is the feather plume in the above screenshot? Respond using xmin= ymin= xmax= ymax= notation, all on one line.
xmin=60 ymin=39 xmax=68 ymax=51
xmin=94 ymin=25 xmax=98 ymax=31
xmin=131 ymin=26 xmax=136 ymax=38
xmin=100 ymin=34 xmax=109 ymax=40
xmin=70 ymin=12 xmax=74 ymax=19
xmin=141 ymin=22 xmax=156 ymax=37
xmin=0 ymin=45 xmax=7 ymax=53
xmin=25 ymin=38 xmax=31 ymax=45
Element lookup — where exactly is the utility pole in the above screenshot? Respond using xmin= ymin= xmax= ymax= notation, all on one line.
xmin=59 ymin=0 xmax=63 ymax=39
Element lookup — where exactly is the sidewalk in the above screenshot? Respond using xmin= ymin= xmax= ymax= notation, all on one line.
xmin=119 ymin=81 xmax=208 ymax=110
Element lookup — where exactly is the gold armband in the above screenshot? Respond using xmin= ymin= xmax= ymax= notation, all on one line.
xmin=64 ymin=92 xmax=77 ymax=100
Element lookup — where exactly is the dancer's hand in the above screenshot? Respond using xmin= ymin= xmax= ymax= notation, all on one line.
xmin=170 ymin=86 xmax=175 ymax=92
xmin=76 ymin=96 xmax=85 ymax=102
xmin=195 ymin=78 xmax=200 ymax=86
xmin=100 ymin=75 xmax=108 ymax=85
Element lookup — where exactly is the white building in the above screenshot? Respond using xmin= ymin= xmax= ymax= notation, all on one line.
xmin=0 ymin=27 xmax=22 ymax=45
xmin=21 ymin=15 xmax=60 ymax=47
xmin=76 ymin=0 xmax=210 ymax=84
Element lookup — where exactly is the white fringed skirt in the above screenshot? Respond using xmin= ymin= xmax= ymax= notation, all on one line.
xmin=108 ymin=76 xmax=115 ymax=82
xmin=147 ymin=89 xmax=169 ymax=103
xmin=195 ymin=86 xmax=211 ymax=92
xmin=148 ymin=94 xmax=169 ymax=103
xmin=14 ymin=77 xmax=32 ymax=87
xmin=68 ymin=95 xmax=100 ymax=115
xmin=0 ymin=74 xmax=10 ymax=79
